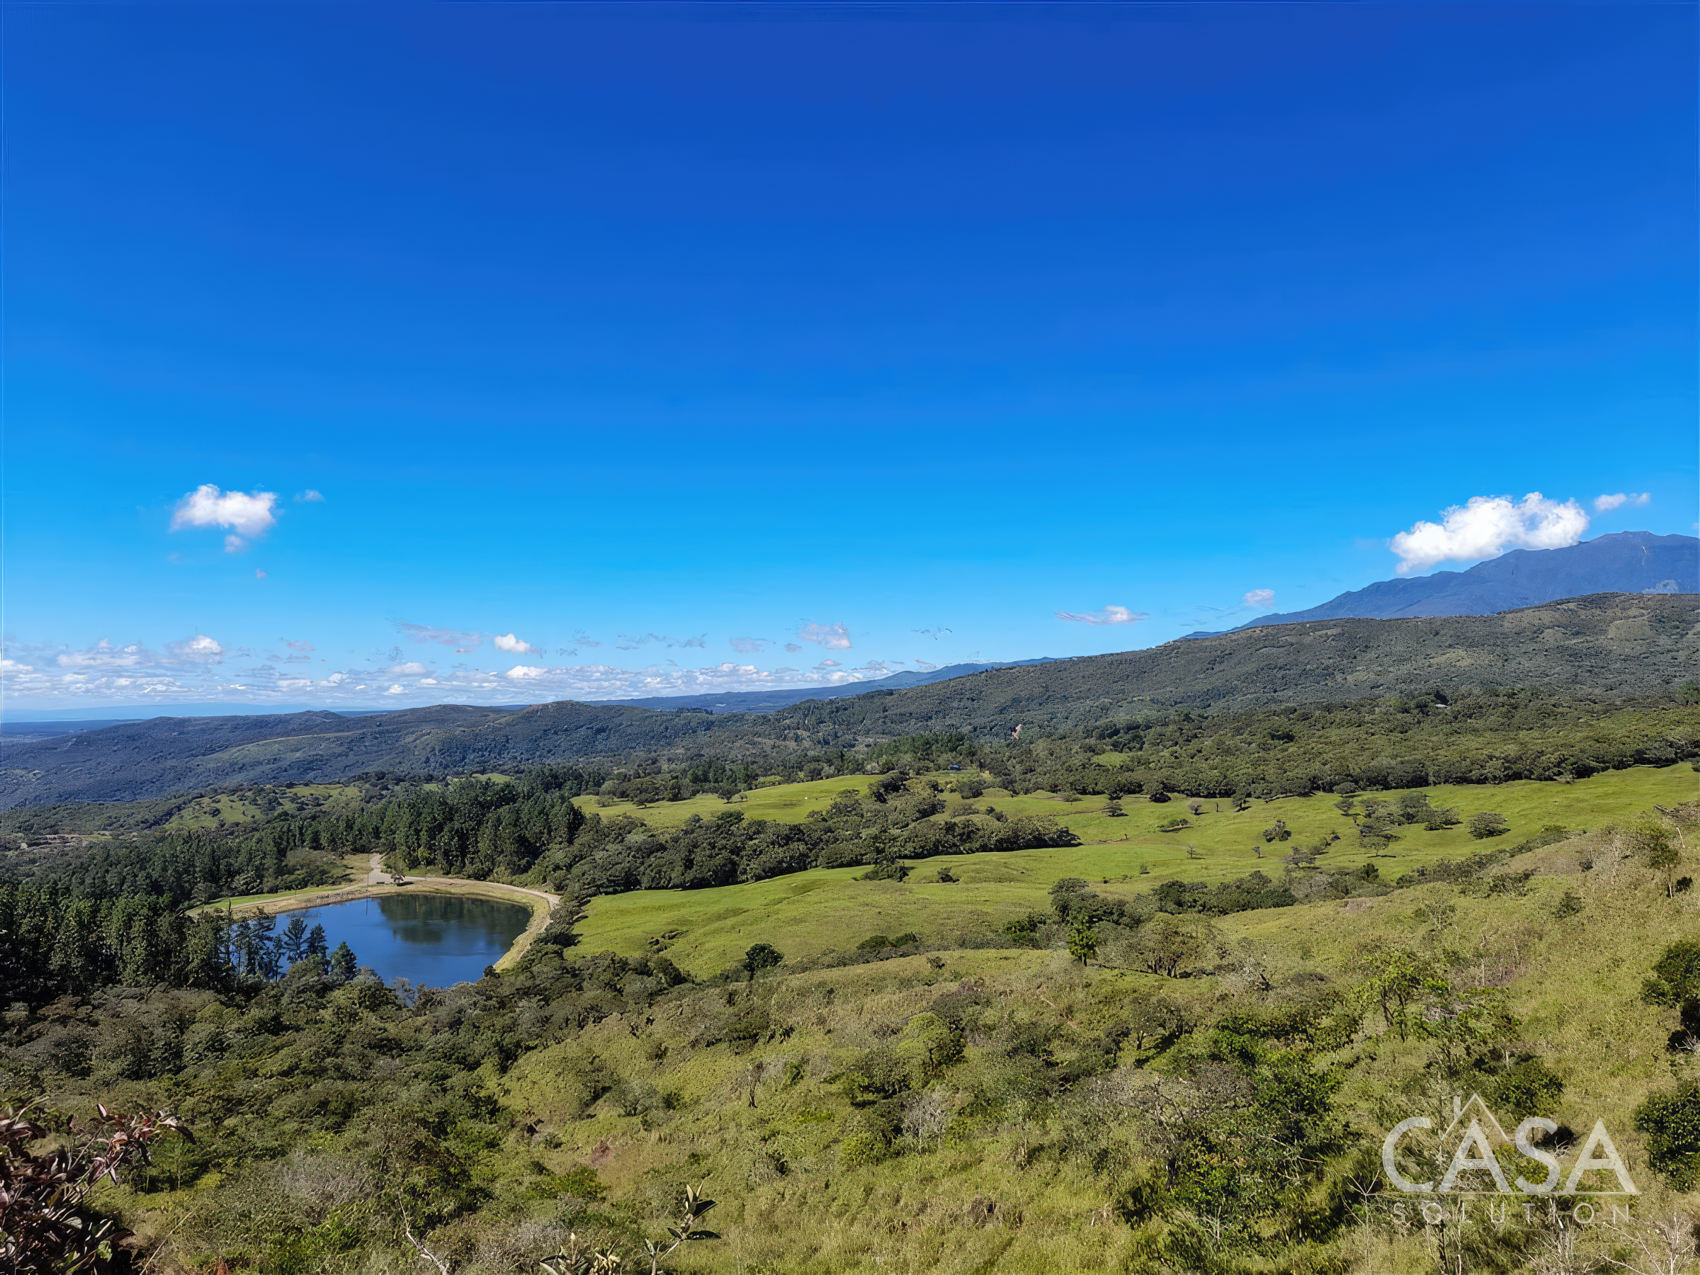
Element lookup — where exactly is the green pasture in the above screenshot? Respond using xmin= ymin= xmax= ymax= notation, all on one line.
xmin=575 ymin=773 xmax=886 ymax=827
xmin=576 ymin=764 xmax=1695 ymax=975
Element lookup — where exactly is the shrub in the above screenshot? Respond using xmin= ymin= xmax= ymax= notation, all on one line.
xmin=842 ymin=1048 xmax=909 ymax=1106
xmin=1488 ymin=1059 xmax=1564 ymax=1119
xmin=1635 ymin=1082 xmax=1700 ymax=1189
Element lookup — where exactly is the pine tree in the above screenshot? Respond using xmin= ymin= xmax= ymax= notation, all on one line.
xmin=328 ymin=941 xmax=358 ymax=984
xmin=280 ymin=915 xmax=309 ymax=963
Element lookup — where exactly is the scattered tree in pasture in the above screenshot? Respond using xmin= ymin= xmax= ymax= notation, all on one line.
xmin=1469 ymin=811 xmax=1509 ymax=839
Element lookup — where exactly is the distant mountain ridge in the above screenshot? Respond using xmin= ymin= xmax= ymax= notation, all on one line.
xmin=3 ymin=593 xmax=1693 ymax=809
xmin=1193 ymin=532 xmax=1697 ymax=636
xmin=606 ymin=659 xmax=1050 ymax=714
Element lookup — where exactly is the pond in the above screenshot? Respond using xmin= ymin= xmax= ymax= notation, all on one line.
xmin=278 ymin=892 xmax=531 ymax=988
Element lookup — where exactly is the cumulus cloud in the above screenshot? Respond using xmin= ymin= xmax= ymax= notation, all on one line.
xmin=493 ymin=632 xmax=537 ymax=655
xmin=388 ymin=661 xmax=429 ymax=676
xmin=1055 ymin=605 xmax=1147 ymax=626
xmin=385 ymin=684 xmax=405 ymax=695
xmin=798 ymin=621 xmax=852 ymax=649
xmin=295 ymin=489 xmax=325 ymax=503
xmin=1242 ymin=589 xmax=1276 ymax=609
xmin=170 ymin=634 xmax=224 ymax=662
xmin=1389 ymin=492 xmax=1589 ymax=574
xmin=505 ymin=665 xmax=549 ymax=680
xmin=784 ymin=642 xmax=803 ymax=653
xmin=1594 ymin=492 xmax=1650 ymax=513
xmin=171 ymin=485 xmax=279 ymax=540
xmin=729 ymin=637 xmax=771 ymax=654
xmin=2 ymin=657 xmax=35 ymax=674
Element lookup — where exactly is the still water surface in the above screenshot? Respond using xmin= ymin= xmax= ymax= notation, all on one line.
xmin=284 ymin=892 xmax=529 ymax=987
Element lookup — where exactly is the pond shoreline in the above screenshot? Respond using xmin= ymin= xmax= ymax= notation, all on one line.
xmin=194 ymin=860 xmax=559 ymax=973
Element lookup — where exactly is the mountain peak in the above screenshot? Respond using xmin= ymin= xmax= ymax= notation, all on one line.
xmin=1217 ymin=532 xmax=1697 ymax=633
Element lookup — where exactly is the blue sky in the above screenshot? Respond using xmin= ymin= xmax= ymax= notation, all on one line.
xmin=4 ymin=4 xmax=1694 ymax=713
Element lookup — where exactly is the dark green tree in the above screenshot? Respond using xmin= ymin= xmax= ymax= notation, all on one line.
xmin=328 ymin=941 xmax=358 ymax=984
xmin=743 ymin=943 xmax=783 ymax=978
xmin=1067 ymin=918 xmax=1099 ymax=966
xmin=1469 ymin=811 xmax=1509 ymax=839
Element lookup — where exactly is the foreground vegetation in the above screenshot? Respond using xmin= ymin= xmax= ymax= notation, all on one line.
xmin=4 ymin=689 xmax=1700 ymax=1272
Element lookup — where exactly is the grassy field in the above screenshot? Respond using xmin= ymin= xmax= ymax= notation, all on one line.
xmin=576 ymin=764 xmax=1696 ymax=975
xmin=576 ymin=773 xmax=884 ymax=827
xmin=496 ymin=808 xmax=1700 ymax=1274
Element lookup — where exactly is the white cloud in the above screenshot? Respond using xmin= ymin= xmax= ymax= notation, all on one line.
xmin=255 ymin=569 xmax=268 ymax=579
xmin=1243 ymin=588 xmax=1276 ymax=609
xmin=57 ymin=640 xmax=147 ymax=669
xmin=4 ymin=631 xmax=932 ymax=710
xmin=1389 ymin=493 xmax=1589 ymax=574
xmin=225 ymin=534 xmax=247 ymax=553
xmin=1055 ymin=605 xmax=1147 ymax=626
xmin=1594 ymin=492 xmax=1650 ymax=513
xmin=171 ymin=484 xmax=279 ymax=539
xmin=493 ymin=632 xmax=536 ymax=655
xmin=171 ymin=634 xmax=224 ymax=662
xmin=799 ymin=621 xmax=852 ymax=649
xmin=295 ymin=489 xmax=325 ymax=503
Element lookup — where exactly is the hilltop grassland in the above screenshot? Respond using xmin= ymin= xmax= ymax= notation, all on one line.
xmin=479 ymin=808 xmax=1700 ymax=1274
xmin=576 ymin=774 xmax=882 ymax=829
xmin=575 ymin=763 xmax=1694 ymax=974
